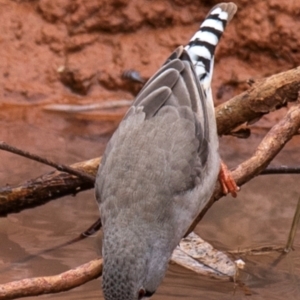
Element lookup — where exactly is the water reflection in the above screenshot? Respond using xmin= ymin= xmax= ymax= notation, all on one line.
xmin=0 ymin=105 xmax=300 ymax=299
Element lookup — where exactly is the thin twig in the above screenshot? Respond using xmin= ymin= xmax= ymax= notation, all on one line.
xmin=43 ymin=100 xmax=132 ymax=113
xmin=229 ymin=246 xmax=284 ymax=256
xmin=0 ymin=141 xmax=95 ymax=183
xmin=81 ymin=217 xmax=102 ymax=237
xmin=285 ymin=196 xmax=300 ymax=252
xmin=261 ymin=166 xmax=300 ymax=175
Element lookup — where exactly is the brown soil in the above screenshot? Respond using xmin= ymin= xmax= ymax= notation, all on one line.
xmin=1 ymin=0 xmax=300 ymax=117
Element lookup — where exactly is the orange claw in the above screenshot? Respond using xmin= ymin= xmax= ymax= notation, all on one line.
xmin=219 ymin=161 xmax=239 ymax=197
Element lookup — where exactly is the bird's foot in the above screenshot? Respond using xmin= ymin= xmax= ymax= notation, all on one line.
xmin=219 ymin=161 xmax=239 ymax=197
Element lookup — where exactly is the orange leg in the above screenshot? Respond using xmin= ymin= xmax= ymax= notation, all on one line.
xmin=219 ymin=161 xmax=239 ymax=197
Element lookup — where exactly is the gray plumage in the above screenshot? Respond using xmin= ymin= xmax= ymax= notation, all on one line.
xmin=95 ymin=3 xmax=237 ymax=300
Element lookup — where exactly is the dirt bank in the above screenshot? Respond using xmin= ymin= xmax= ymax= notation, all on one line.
xmin=0 ymin=0 xmax=300 ymax=112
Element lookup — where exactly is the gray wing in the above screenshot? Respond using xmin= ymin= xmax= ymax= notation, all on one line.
xmin=96 ymin=46 xmax=213 ymax=215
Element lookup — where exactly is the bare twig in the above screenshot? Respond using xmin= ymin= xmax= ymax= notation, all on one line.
xmin=285 ymin=196 xmax=300 ymax=252
xmin=43 ymin=100 xmax=132 ymax=113
xmin=261 ymin=166 xmax=300 ymax=175
xmin=81 ymin=217 xmax=102 ymax=236
xmin=0 ymin=141 xmax=95 ymax=183
xmin=0 ymin=259 xmax=102 ymax=300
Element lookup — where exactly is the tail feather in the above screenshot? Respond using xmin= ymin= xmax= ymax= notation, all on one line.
xmin=185 ymin=2 xmax=237 ymax=90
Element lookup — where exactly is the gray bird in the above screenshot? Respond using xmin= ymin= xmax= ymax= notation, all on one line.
xmin=95 ymin=3 xmax=237 ymax=300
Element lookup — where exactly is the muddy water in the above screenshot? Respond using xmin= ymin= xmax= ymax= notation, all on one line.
xmin=0 ymin=105 xmax=300 ymax=300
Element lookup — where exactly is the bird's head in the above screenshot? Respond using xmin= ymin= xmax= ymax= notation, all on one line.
xmin=101 ymin=225 xmax=172 ymax=300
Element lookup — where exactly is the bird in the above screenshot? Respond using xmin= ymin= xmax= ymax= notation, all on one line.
xmin=95 ymin=3 xmax=238 ymax=300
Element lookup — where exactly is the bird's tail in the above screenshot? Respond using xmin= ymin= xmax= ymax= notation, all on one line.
xmin=185 ymin=2 xmax=237 ymax=91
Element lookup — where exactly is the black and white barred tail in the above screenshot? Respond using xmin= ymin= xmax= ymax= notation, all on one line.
xmin=185 ymin=3 xmax=237 ymax=90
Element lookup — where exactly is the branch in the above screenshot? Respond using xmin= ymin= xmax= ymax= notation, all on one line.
xmin=0 ymin=158 xmax=100 ymax=216
xmin=231 ymin=104 xmax=300 ymax=186
xmin=216 ymin=67 xmax=300 ymax=135
xmin=261 ymin=166 xmax=300 ymax=174
xmin=43 ymin=100 xmax=132 ymax=113
xmin=0 ymin=259 xmax=102 ymax=300
xmin=187 ymin=103 xmax=300 ymax=234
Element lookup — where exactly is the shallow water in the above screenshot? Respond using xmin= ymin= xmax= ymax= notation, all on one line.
xmin=0 ymin=105 xmax=300 ymax=299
